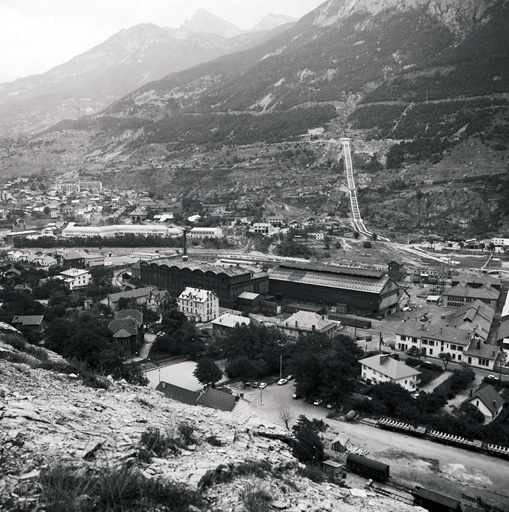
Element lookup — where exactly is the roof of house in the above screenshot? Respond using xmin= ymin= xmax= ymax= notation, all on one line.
xmin=107 ymin=287 xmax=155 ymax=304
xmin=270 ymin=264 xmax=393 ymax=294
xmin=11 ymin=315 xmax=45 ymax=326
xmin=453 ymin=272 xmax=502 ymax=287
xmin=156 ymin=382 xmax=200 ymax=406
xmin=446 ymin=299 xmax=495 ymax=339
xmin=108 ymin=318 xmax=139 ymax=337
xmin=60 ymin=268 xmax=90 ymax=277
xmin=443 ymin=281 xmax=500 ymax=301
xmin=212 ymin=313 xmax=250 ymax=329
xmin=281 ymin=310 xmax=337 ymax=332
xmin=196 ymin=388 xmax=237 ymax=412
xmin=467 ymin=384 xmax=505 ymax=417
xmin=464 ymin=341 xmax=499 ymax=360
xmin=396 ymin=322 xmax=472 ymax=346
xmin=178 ymin=287 xmax=217 ymax=303
xmin=116 ymin=309 xmax=143 ymax=324
xmin=62 ymin=251 xmax=84 ymax=261
xmin=498 ymin=318 xmax=509 ymax=341
xmin=237 ymin=292 xmax=260 ymax=301
xmin=360 ymin=354 xmax=420 ymax=380
xmin=113 ymin=328 xmax=134 ymax=339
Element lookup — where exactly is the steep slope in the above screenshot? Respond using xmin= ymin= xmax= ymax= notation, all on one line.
xmin=3 ymin=0 xmax=508 ymax=237
xmin=0 ymin=18 xmax=281 ymax=136
xmin=0 ymin=334 xmax=421 ymax=512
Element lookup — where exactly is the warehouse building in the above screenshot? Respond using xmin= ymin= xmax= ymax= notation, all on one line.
xmin=268 ymin=263 xmax=400 ymax=317
xmin=139 ymin=260 xmax=269 ymax=307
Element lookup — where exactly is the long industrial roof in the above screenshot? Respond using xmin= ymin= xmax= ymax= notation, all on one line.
xmin=142 ymin=259 xmax=255 ymax=277
xmin=279 ymin=262 xmax=385 ymax=278
xmin=269 ymin=265 xmax=391 ymax=294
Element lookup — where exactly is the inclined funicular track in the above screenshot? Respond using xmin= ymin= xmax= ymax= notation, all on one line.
xmin=340 ymin=138 xmax=389 ymax=241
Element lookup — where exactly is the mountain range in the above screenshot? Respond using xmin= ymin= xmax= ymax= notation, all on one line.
xmin=2 ymin=0 xmax=508 ymax=237
xmin=0 ymin=10 xmax=296 ymax=136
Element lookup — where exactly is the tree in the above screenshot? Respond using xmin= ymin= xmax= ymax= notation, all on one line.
xmin=353 ymin=231 xmax=360 ymax=239
xmin=226 ymin=357 xmax=259 ymax=387
xmin=193 ymin=358 xmax=223 ymax=387
xmin=363 ymin=241 xmax=372 ymax=248
xmin=407 ymin=346 xmax=424 ymax=360
xmin=279 ymin=406 xmax=293 ymax=430
xmin=292 ymin=427 xmax=325 ymax=464
xmin=439 ymin=352 xmax=452 ymax=370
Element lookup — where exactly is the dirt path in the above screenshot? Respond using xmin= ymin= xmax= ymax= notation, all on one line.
xmin=233 ymin=383 xmax=509 ymax=510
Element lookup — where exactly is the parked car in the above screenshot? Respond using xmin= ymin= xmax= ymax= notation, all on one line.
xmin=258 ymin=382 xmax=267 ymax=390
xmin=313 ymin=398 xmax=323 ymax=406
xmin=292 ymin=392 xmax=300 ymax=399
xmin=326 ymin=402 xmax=336 ymax=409
xmin=252 ymin=382 xmax=259 ymax=388
xmin=286 ymin=375 xmax=293 ymax=381
xmin=277 ymin=378 xmax=288 ymax=386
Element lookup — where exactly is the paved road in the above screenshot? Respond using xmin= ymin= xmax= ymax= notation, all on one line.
xmin=232 ymin=381 xmax=509 ymax=510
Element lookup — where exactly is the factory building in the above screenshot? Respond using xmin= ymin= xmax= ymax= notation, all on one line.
xmin=268 ymin=263 xmax=400 ymax=317
xmin=139 ymin=260 xmax=269 ymax=307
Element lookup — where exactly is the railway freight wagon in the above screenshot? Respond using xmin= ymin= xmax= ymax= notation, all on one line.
xmin=411 ymin=487 xmax=461 ymax=512
xmin=346 ymin=454 xmax=389 ymax=481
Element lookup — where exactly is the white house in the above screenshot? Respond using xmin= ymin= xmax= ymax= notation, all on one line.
xmin=59 ymin=268 xmax=91 ymax=291
xmin=188 ymin=227 xmax=223 ymax=238
xmin=277 ymin=311 xmax=340 ymax=339
xmin=395 ymin=321 xmax=500 ymax=370
xmin=177 ymin=287 xmax=219 ymax=323
xmin=212 ymin=313 xmax=250 ymax=335
xmin=360 ymin=354 xmax=421 ymax=392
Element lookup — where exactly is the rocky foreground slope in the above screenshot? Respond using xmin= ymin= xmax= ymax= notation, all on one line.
xmin=0 ymin=335 xmax=422 ymax=512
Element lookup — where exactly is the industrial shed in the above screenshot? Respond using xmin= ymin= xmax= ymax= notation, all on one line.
xmin=139 ymin=260 xmax=269 ymax=307
xmin=269 ymin=263 xmax=400 ymax=317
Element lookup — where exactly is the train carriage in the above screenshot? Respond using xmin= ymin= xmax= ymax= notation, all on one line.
xmin=412 ymin=486 xmax=461 ymax=512
xmin=346 ymin=453 xmax=390 ymax=481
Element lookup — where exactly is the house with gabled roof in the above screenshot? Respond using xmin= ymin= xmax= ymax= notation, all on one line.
xmin=360 ymin=354 xmax=420 ymax=392
xmin=442 ymin=280 xmax=500 ymax=308
xmin=465 ymin=384 xmax=505 ymax=423
xmin=108 ymin=309 xmax=143 ymax=356
xmin=102 ymin=287 xmax=160 ymax=312
xmin=212 ymin=313 xmax=250 ymax=335
xmin=277 ymin=310 xmax=340 ymax=339
xmin=196 ymin=387 xmax=237 ymax=412
xmin=177 ymin=287 xmax=219 ymax=323
xmin=11 ymin=315 xmax=48 ymax=335
xmin=395 ymin=319 xmax=499 ymax=370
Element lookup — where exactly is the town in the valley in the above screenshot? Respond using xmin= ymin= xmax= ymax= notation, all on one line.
xmin=1 ymin=171 xmax=508 ymax=511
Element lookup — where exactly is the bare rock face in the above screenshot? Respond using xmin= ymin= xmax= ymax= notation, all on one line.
xmin=0 ymin=337 xmax=424 ymax=511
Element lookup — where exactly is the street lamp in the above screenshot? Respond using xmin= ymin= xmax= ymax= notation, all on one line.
xmin=259 ymin=387 xmax=263 ymax=406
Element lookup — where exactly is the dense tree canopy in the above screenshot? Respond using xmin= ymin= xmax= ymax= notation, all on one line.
xmin=288 ymin=333 xmax=362 ymax=403
xmin=214 ymin=323 xmax=289 ymax=377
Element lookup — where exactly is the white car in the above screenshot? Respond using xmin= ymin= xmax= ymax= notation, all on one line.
xmin=277 ymin=378 xmax=288 ymax=386
xmin=258 ymin=382 xmax=267 ymax=390
xmin=313 ymin=398 xmax=323 ymax=406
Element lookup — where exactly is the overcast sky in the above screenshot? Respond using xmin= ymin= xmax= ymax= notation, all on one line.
xmin=0 ymin=0 xmax=325 ymax=83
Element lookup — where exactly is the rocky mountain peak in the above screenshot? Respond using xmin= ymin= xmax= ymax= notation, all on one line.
xmin=180 ymin=8 xmax=244 ymax=38
xmin=251 ymin=13 xmax=297 ymax=32
xmin=310 ymin=0 xmax=496 ymax=35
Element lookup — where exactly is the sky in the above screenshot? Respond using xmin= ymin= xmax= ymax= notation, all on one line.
xmin=0 ymin=0 xmax=325 ymax=83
